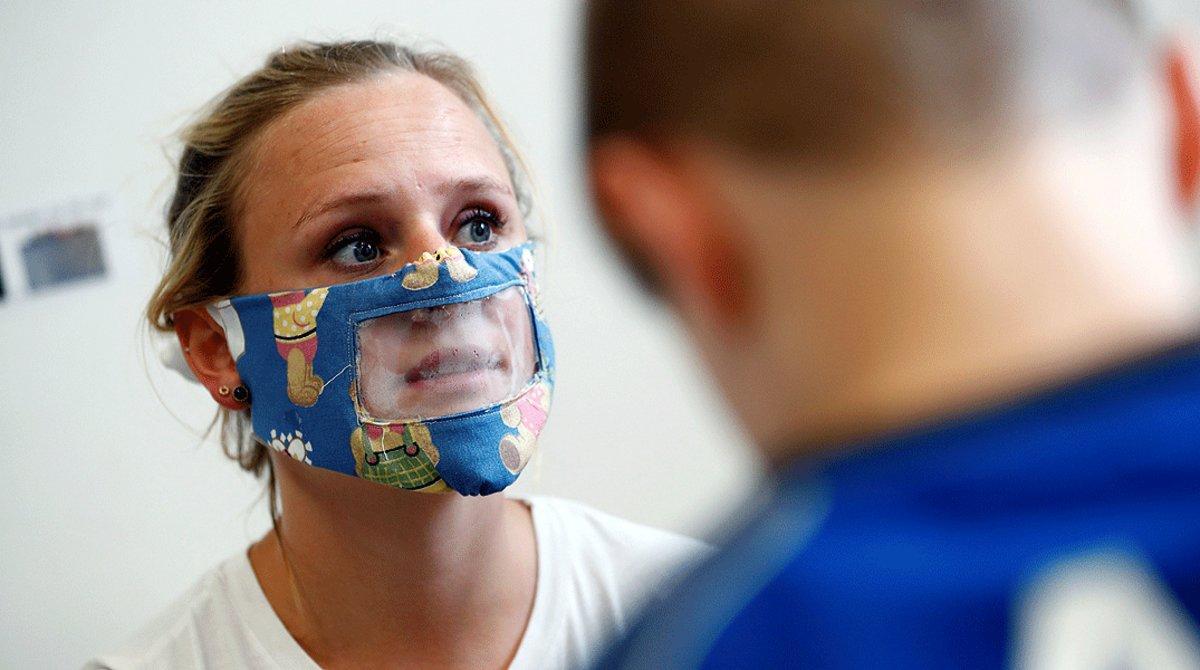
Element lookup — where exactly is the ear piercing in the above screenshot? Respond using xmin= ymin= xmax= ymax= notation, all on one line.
xmin=218 ymin=385 xmax=251 ymax=404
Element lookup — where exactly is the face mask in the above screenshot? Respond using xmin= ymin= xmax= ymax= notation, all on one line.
xmin=204 ymin=242 xmax=554 ymax=496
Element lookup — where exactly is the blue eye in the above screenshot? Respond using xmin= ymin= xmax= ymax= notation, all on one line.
xmin=328 ymin=231 xmax=381 ymax=267
xmin=467 ymin=218 xmax=492 ymax=243
xmin=453 ymin=208 xmax=504 ymax=248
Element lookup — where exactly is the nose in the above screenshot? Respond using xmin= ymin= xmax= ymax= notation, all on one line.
xmin=402 ymin=221 xmax=451 ymax=266
xmin=409 ymin=304 xmax=454 ymax=325
xmin=410 ymin=299 xmax=480 ymax=326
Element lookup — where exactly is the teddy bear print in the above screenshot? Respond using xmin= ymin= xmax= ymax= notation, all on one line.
xmin=401 ymin=246 xmax=478 ymax=291
xmin=349 ymin=421 xmax=449 ymax=493
xmin=498 ymin=380 xmax=551 ymax=474
xmin=270 ymin=287 xmax=329 ymax=407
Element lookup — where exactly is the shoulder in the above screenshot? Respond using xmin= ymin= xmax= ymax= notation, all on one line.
xmin=528 ymin=495 xmax=711 ymax=595
xmin=85 ymin=552 xmax=299 ymax=670
xmin=529 ymin=495 xmax=711 ymax=558
xmin=84 ymin=558 xmax=232 ymax=670
xmin=514 ymin=496 xmax=711 ymax=669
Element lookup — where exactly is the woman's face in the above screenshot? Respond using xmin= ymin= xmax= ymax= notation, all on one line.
xmin=235 ymin=72 xmax=533 ymax=418
xmin=235 ymin=71 xmax=527 ymax=294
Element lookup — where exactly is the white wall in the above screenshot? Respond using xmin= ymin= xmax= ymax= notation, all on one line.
xmin=0 ymin=2 xmax=758 ymax=667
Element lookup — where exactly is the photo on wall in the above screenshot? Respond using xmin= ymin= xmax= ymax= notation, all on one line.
xmin=20 ymin=224 xmax=107 ymax=291
xmin=0 ymin=195 xmax=116 ymax=302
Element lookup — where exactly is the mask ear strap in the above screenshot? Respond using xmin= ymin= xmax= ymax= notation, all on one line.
xmin=159 ymin=300 xmax=245 ymax=384
xmin=206 ymin=300 xmax=246 ymax=362
xmin=156 ymin=327 xmax=201 ymax=383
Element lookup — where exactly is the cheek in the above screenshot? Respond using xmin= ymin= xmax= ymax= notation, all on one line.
xmin=230 ymin=215 xmax=288 ymax=293
xmin=358 ymin=320 xmax=411 ymax=372
xmin=507 ymin=218 xmax=531 ymax=245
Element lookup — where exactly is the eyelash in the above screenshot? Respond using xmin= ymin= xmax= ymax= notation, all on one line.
xmin=323 ymin=228 xmax=382 ymax=264
xmin=453 ymin=207 xmax=507 ymax=248
xmin=320 ymin=206 xmax=509 ymax=269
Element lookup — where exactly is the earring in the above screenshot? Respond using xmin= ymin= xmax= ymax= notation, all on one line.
xmin=218 ymin=386 xmax=230 ymax=397
xmin=232 ymin=385 xmax=251 ymax=404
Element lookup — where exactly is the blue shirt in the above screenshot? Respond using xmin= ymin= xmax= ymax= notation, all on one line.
xmin=598 ymin=344 xmax=1200 ymax=669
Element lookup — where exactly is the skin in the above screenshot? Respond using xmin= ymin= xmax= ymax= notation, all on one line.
xmin=589 ymin=40 xmax=1200 ymax=463
xmin=358 ymin=286 xmax=535 ymax=419
xmin=175 ymin=72 xmax=537 ymax=668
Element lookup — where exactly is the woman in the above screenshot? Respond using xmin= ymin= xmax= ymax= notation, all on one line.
xmin=89 ymin=40 xmax=704 ymax=669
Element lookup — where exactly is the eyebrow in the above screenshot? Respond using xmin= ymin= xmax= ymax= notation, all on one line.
xmin=432 ymin=175 xmax=514 ymax=198
xmin=292 ymin=176 xmax=515 ymax=231
xmin=293 ymin=191 xmax=391 ymax=231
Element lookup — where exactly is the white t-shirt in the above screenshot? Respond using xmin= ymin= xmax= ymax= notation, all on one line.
xmin=87 ymin=496 xmax=709 ymax=669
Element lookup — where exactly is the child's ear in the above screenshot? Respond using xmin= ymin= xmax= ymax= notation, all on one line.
xmin=589 ymin=136 xmax=753 ymax=333
xmin=1167 ymin=39 xmax=1200 ymax=214
xmin=173 ymin=307 xmax=244 ymax=410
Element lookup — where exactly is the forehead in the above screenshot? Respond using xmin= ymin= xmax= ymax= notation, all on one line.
xmin=236 ymin=71 xmax=511 ymax=217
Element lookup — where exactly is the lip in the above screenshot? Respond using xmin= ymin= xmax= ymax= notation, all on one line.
xmin=403 ymin=348 xmax=504 ymax=386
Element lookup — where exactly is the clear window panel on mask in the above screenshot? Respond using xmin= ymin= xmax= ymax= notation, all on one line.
xmin=355 ymin=285 xmax=536 ymax=421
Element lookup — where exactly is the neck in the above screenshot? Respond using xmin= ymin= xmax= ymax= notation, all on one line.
xmin=250 ymin=453 xmax=536 ymax=668
xmin=713 ymin=145 xmax=1200 ymax=459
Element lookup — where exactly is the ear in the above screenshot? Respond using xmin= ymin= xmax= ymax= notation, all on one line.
xmin=1167 ymin=39 xmax=1200 ymax=215
xmin=173 ymin=308 xmax=245 ymax=410
xmin=588 ymin=136 xmax=751 ymax=331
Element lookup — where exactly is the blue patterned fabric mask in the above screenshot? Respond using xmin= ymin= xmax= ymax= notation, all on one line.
xmin=205 ymin=242 xmax=554 ymax=496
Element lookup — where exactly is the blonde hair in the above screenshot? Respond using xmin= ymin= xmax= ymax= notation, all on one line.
xmin=147 ymin=40 xmax=535 ymax=499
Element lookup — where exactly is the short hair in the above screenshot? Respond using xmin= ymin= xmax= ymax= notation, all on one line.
xmin=585 ymin=0 xmax=1146 ymax=162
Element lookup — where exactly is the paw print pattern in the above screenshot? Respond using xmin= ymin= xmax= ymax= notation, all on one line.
xmin=269 ymin=429 xmax=314 ymax=464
